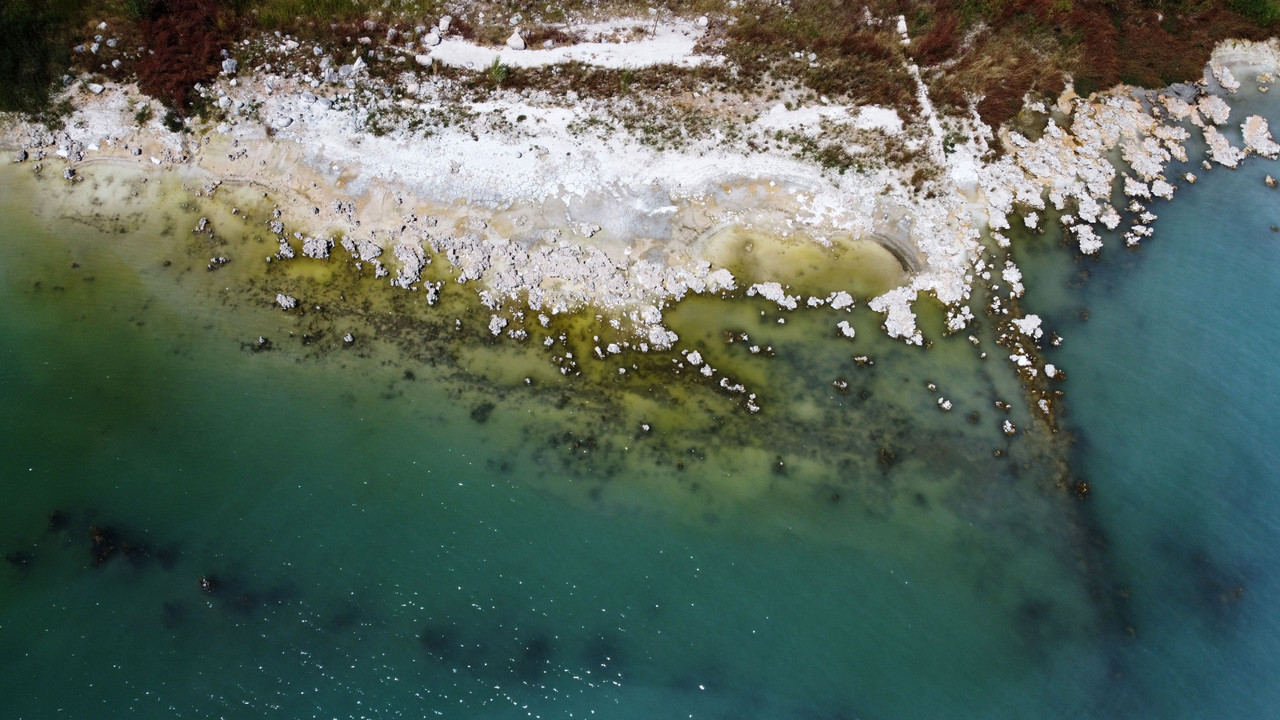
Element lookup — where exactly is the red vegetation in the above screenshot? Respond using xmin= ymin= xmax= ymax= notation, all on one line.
xmin=135 ymin=0 xmax=229 ymax=113
xmin=902 ymin=0 xmax=1273 ymax=128
xmin=911 ymin=12 xmax=957 ymax=66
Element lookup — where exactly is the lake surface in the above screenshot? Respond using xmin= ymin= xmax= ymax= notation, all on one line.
xmin=2 ymin=84 xmax=1278 ymax=719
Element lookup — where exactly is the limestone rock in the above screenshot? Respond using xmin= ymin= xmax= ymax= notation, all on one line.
xmin=391 ymin=242 xmax=427 ymax=289
xmin=1243 ymin=115 xmax=1280 ymax=158
xmin=301 ymin=236 xmax=333 ymax=259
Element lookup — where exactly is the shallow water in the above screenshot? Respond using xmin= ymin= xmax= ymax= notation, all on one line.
xmin=2 ymin=84 xmax=1277 ymax=718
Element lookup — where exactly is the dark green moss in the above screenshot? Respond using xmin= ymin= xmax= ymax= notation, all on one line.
xmin=0 ymin=0 xmax=84 ymax=116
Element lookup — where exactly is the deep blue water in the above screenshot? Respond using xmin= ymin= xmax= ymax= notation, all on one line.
xmin=2 ymin=84 xmax=1279 ymax=719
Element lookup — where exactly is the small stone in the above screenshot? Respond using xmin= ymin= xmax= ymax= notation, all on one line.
xmin=506 ymin=32 xmax=525 ymax=51
xmin=415 ymin=54 xmax=432 ymax=67
xmin=343 ymin=332 xmax=355 ymax=344
xmin=438 ymin=15 xmax=452 ymax=32
xmin=86 ymin=83 xmax=105 ymax=94
xmin=697 ymin=15 xmax=709 ymax=27
xmin=221 ymin=58 xmax=237 ymax=75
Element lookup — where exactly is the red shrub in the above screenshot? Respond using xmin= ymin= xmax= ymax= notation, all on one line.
xmin=135 ymin=0 xmax=228 ymax=113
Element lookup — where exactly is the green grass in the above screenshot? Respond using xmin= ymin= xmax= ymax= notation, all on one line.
xmin=236 ymin=0 xmax=366 ymax=29
xmin=0 ymin=0 xmax=86 ymax=115
xmin=1229 ymin=0 xmax=1280 ymax=26
xmin=487 ymin=55 xmax=509 ymax=86
xmin=231 ymin=0 xmax=448 ymax=30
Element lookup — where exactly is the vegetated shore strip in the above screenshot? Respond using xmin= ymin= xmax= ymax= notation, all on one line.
xmin=3 ymin=3 xmax=1280 ymax=419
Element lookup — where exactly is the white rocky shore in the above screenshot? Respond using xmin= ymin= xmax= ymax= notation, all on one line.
xmin=5 ymin=14 xmax=1280 ymax=367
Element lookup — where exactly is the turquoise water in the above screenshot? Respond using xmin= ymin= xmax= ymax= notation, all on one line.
xmin=1013 ymin=83 xmax=1280 ymax=717
xmin=2 ymin=86 xmax=1278 ymax=718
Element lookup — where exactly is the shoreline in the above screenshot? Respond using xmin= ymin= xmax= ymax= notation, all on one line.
xmin=4 ymin=20 xmax=1280 ymax=392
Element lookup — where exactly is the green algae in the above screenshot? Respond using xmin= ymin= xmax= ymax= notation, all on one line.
xmin=699 ymin=224 xmax=909 ymax=299
xmin=2 ymin=160 xmax=1085 ymax=541
xmin=0 ymin=158 xmax=1134 ymax=718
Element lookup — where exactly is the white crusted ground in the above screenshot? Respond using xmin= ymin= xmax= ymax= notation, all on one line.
xmin=6 ymin=20 xmax=1280 ymax=364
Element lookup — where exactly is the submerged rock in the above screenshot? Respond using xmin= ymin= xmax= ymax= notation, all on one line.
xmin=88 ymin=525 xmax=119 ymax=565
xmin=47 ymin=510 xmax=69 ymax=532
xmin=470 ymin=402 xmax=496 ymax=423
xmin=5 ymin=550 xmax=34 ymax=569
xmin=276 ymin=294 xmax=298 ymax=310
